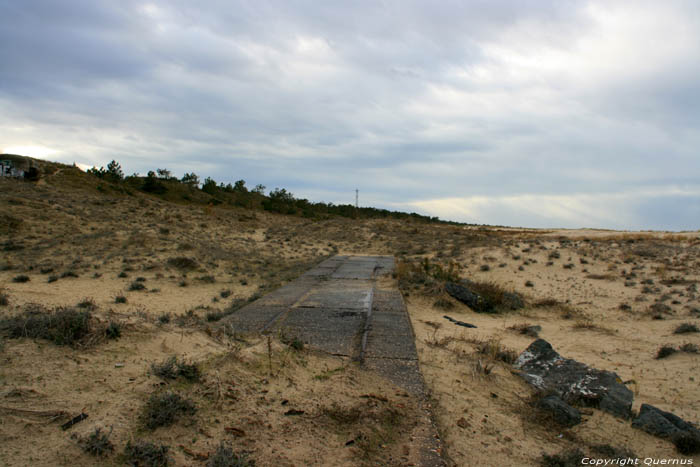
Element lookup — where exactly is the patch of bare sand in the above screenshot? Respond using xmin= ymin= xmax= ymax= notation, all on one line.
xmin=405 ymin=232 xmax=699 ymax=465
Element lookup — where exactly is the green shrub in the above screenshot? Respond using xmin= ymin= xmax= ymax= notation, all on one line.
xmin=12 ymin=275 xmax=29 ymax=283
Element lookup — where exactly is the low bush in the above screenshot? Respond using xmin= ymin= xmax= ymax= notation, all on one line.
xmin=124 ymin=440 xmax=170 ymax=466
xmin=1 ymin=307 xmax=91 ymax=346
xmin=141 ymin=391 xmax=196 ymax=430
xmin=79 ymin=427 xmax=114 ymax=457
xmin=207 ymin=442 xmax=255 ymax=467
xmin=151 ymin=356 xmax=201 ymax=382
xmin=105 ymin=322 xmax=121 ymax=339
xmin=674 ymin=323 xmax=699 ymax=334
xmin=656 ymin=345 xmax=678 ymax=359
xmin=167 ymin=257 xmax=198 ymax=271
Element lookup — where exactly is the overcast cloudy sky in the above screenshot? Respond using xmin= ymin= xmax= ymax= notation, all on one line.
xmin=2 ymin=1 xmax=699 ymax=230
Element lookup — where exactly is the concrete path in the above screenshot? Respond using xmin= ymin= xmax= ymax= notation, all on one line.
xmin=220 ymin=255 xmax=445 ymax=465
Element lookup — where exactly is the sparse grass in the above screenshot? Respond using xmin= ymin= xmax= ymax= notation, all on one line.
xmin=157 ymin=313 xmax=171 ymax=324
xmin=151 ymin=356 xmax=201 ymax=382
xmin=572 ymin=319 xmax=615 ymax=335
xmin=79 ymin=427 xmax=114 ymax=457
xmin=680 ymin=343 xmax=699 ymax=354
xmin=167 ymin=256 xmax=198 ymax=271
xmin=76 ymin=297 xmax=97 ymax=311
xmin=141 ymin=391 xmax=196 ymax=430
xmin=585 ymin=273 xmax=617 ymax=281
xmin=197 ymin=275 xmax=216 ymax=283
xmin=508 ymin=323 xmax=541 ymax=337
xmin=321 ymin=399 xmax=404 ymax=462
xmin=1 ymin=307 xmax=91 ymax=346
xmin=12 ymin=275 xmax=29 ymax=283
xmin=206 ymin=442 xmax=255 ymax=467
xmin=124 ymin=440 xmax=170 ymax=466
xmin=674 ymin=322 xmax=699 ymax=334
xmin=473 ymin=338 xmax=518 ymax=364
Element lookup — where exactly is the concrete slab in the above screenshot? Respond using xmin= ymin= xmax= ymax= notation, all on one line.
xmin=217 ymin=255 xmax=445 ymax=465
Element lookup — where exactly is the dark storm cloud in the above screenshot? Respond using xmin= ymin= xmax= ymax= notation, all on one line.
xmin=1 ymin=1 xmax=699 ymax=230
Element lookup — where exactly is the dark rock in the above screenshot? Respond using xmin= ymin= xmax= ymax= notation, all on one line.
xmin=442 ymin=315 xmax=477 ymax=328
xmin=536 ymin=394 xmax=582 ymax=427
xmin=445 ymin=282 xmax=493 ymax=313
xmin=514 ymin=339 xmax=633 ymax=419
xmin=632 ymin=404 xmax=700 ymax=442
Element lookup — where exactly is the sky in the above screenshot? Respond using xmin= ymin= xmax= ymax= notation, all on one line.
xmin=1 ymin=1 xmax=699 ymax=230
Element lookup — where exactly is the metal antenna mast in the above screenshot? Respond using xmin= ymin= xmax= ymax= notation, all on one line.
xmin=355 ymin=189 xmax=359 ymax=208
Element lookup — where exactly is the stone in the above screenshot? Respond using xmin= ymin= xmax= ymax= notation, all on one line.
xmin=632 ymin=404 xmax=700 ymax=440
xmin=445 ymin=282 xmax=493 ymax=313
xmin=536 ymin=394 xmax=582 ymax=427
xmin=514 ymin=339 xmax=633 ymax=419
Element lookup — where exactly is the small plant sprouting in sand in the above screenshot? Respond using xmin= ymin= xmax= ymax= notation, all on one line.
xmin=12 ymin=274 xmax=30 ymax=283
xmin=76 ymin=297 xmax=97 ymax=311
xmin=674 ymin=323 xmax=699 ymax=334
xmin=157 ymin=313 xmax=171 ymax=324
xmin=128 ymin=281 xmax=146 ymax=291
xmin=105 ymin=321 xmax=121 ymax=340
xmin=79 ymin=427 xmax=114 ymax=457
xmin=656 ymin=345 xmax=678 ymax=359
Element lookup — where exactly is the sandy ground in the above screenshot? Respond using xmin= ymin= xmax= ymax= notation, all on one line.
xmin=2 ymin=174 xmax=700 ymax=465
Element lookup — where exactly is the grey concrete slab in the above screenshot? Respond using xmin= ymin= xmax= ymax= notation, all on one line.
xmin=217 ymin=254 xmax=445 ymax=465
xmin=363 ymin=358 xmax=426 ymax=396
xmin=372 ymin=289 xmax=406 ymax=312
xmin=370 ymin=312 xmax=414 ymax=336
xmin=296 ymin=287 xmax=372 ymax=310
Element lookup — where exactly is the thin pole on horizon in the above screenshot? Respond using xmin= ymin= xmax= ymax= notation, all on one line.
xmin=355 ymin=189 xmax=358 ymax=208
